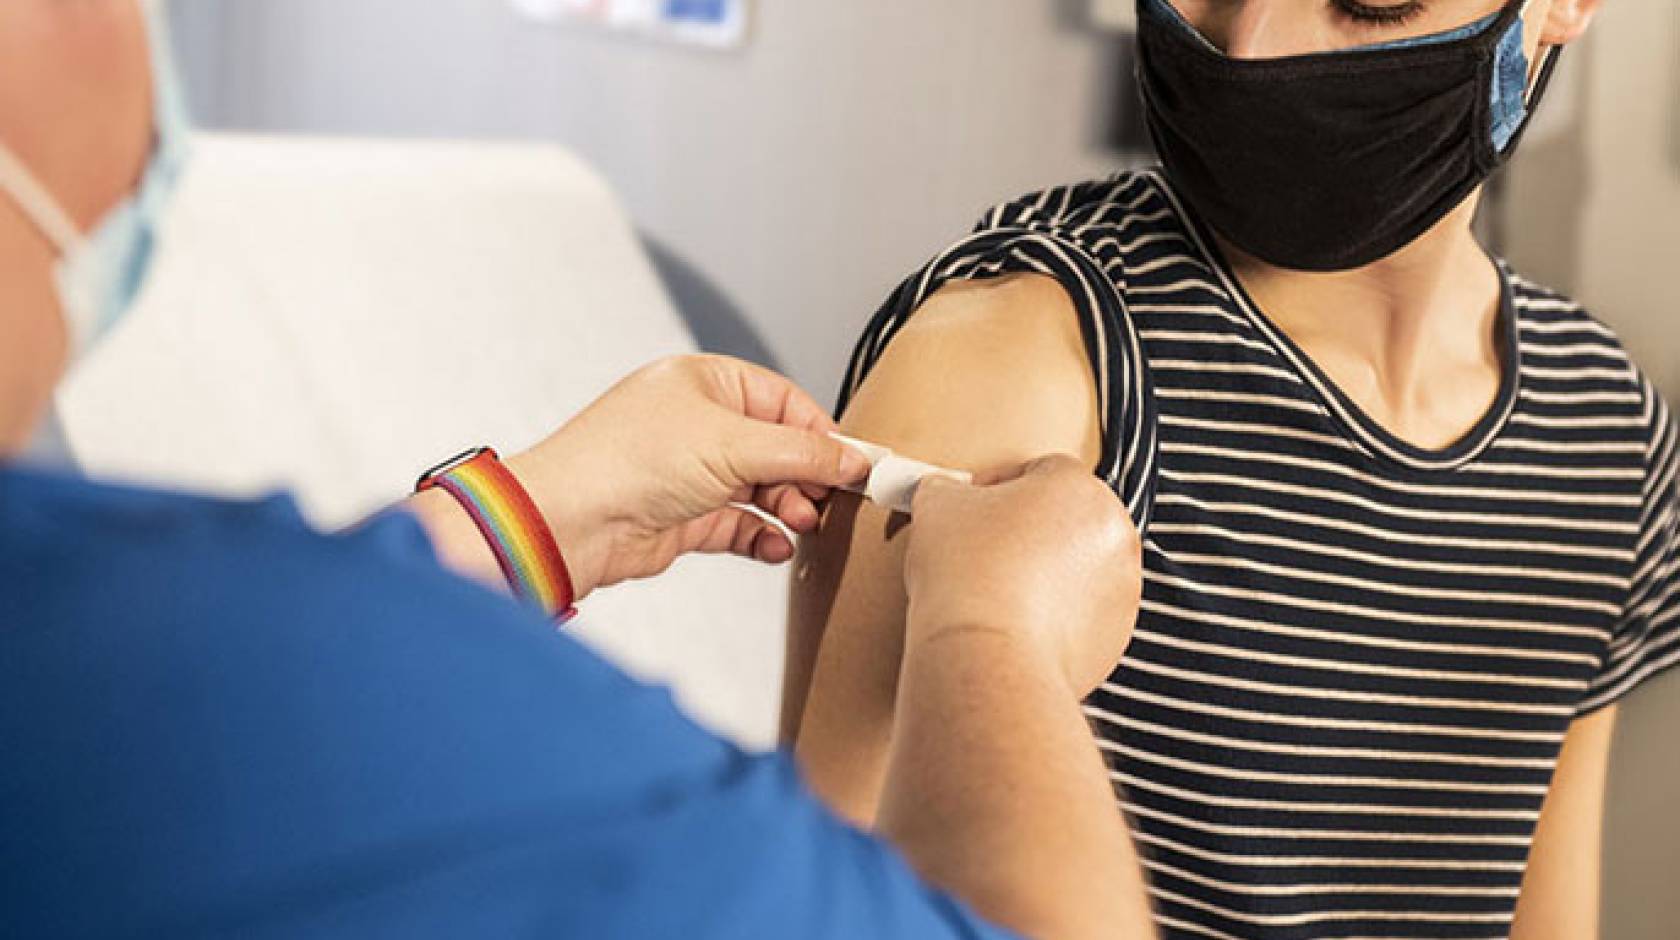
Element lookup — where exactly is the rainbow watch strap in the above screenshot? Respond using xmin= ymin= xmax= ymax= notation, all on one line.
xmin=417 ymin=448 xmax=578 ymax=622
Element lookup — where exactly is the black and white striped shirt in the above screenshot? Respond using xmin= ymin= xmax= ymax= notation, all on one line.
xmin=839 ymin=169 xmax=1680 ymax=940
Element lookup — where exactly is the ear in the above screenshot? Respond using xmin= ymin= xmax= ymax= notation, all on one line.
xmin=1539 ymin=0 xmax=1603 ymax=47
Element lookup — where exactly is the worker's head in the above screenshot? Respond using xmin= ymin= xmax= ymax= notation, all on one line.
xmin=0 ymin=0 xmax=185 ymax=455
xmin=1137 ymin=0 xmax=1606 ymax=272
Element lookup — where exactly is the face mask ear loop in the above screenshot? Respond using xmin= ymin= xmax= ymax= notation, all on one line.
xmin=1494 ymin=29 xmax=1565 ymax=159
xmin=1512 ymin=0 xmax=1559 ymax=108
xmin=0 ymin=145 xmax=83 ymax=256
xmin=1523 ymin=43 xmax=1565 ymax=110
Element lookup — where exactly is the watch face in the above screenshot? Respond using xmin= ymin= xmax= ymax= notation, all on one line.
xmin=416 ymin=446 xmax=495 ymax=490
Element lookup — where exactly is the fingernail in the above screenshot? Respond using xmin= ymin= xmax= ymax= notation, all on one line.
xmin=830 ymin=433 xmax=891 ymax=464
xmin=829 ymin=433 xmax=880 ymax=485
xmin=840 ymin=450 xmax=872 ymax=484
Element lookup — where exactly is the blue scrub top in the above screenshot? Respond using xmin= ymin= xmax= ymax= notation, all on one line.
xmin=0 ymin=466 xmax=1017 ymax=939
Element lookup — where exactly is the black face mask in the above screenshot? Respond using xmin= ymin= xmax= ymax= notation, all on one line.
xmin=1135 ymin=0 xmax=1562 ymax=272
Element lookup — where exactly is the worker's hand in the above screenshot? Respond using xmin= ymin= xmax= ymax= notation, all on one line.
xmin=510 ymin=355 xmax=871 ymax=599
xmin=903 ymin=455 xmax=1142 ymax=697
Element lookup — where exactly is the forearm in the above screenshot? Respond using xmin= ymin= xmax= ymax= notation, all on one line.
xmin=1509 ymin=707 xmax=1616 ymax=940
xmin=878 ymin=620 xmax=1156 ymax=940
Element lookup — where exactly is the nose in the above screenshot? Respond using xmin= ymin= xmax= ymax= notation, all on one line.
xmin=1198 ymin=0 xmax=1314 ymax=59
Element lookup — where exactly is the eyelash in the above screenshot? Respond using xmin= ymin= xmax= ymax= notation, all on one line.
xmin=1332 ymin=0 xmax=1427 ymax=27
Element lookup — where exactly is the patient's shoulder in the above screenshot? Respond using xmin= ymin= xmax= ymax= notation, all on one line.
xmin=1508 ymin=270 xmax=1635 ymax=359
xmin=839 ymin=273 xmax=1102 ymax=474
xmin=976 ymin=169 xmax=1167 ymax=237
xmin=1507 ymin=268 xmax=1653 ymax=398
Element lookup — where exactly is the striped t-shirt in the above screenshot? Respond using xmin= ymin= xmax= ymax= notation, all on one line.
xmin=838 ymin=169 xmax=1680 ymax=940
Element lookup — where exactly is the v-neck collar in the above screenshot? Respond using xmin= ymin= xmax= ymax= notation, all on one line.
xmin=1146 ymin=170 xmax=1522 ymax=474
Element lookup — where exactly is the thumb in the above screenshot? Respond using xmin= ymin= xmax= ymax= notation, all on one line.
xmin=908 ymin=470 xmax=967 ymax=516
xmin=971 ymin=454 xmax=1067 ymax=488
xmin=729 ymin=422 xmax=873 ymax=491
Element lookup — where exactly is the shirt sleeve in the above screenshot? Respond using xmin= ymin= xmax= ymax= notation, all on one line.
xmin=243 ymin=682 xmax=1025 ymax=940
xmin=1 ymin=495 xmax=1020 ymax=940
xmin=261 ymin=612 xmax=1025 ymax=940
xmin=1578 ymin=377 xmax=1680 ymax=714
xmin=837 ymin=175 xmax=1159 ymax=531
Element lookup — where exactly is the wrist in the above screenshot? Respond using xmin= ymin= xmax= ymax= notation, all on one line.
xmin=505 ymin=445 xmax=610 ymax=602
xmin=410 ymin=447 xmax=587 ymax=617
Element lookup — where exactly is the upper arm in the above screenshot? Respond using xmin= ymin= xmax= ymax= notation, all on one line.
xmin=835 ymin=273 xmax=1104 ymax=472
xmin=1513 ymin=377 xmax=1679 ymax=939
xmin=783 ymin=273 xmax=1103 ymax=824
xmin=1510 ymin=706 xmax=1618 ymax=940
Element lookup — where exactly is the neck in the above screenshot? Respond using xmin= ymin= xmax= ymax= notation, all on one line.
xmin=1219 ymin=196 xmax=1507 ymax=451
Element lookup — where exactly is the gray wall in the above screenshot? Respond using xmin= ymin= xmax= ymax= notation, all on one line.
xmin=1503 ymin=4 xmax=1680 ymax=398
xmin=169 ymin=0 xmax=1136 ymax=401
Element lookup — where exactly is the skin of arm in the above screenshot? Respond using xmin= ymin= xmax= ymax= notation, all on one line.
xmin=1509 ymin=705 xmax=1618 ymax=940
xmin=877 ymin=459 xmax=1156 ymax=939
xmin=784 ymin=273 xmax=1104 ymax=825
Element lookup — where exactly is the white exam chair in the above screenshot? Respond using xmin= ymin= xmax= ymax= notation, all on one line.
xmin=57 ymin=134 xmax=788 ymax=748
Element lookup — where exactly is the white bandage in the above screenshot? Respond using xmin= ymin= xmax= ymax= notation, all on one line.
xmin=831 ymin=434 xmax=972 ymax=515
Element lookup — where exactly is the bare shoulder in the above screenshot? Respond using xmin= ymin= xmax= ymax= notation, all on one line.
xmin=840 ymin=273 xmax=1102 ymax=472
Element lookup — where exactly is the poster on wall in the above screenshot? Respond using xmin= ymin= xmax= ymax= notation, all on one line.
xmin=1089 ymin=0 xmax=1136 ymax=31
xmin=508 ymin=0 xmax=751 ymax=50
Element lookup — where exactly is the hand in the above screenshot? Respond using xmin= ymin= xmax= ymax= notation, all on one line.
xmin=509 ymin=355 xmax=872 ymax=599
xmin=902 ymin=455 xmax=1142 ymax=697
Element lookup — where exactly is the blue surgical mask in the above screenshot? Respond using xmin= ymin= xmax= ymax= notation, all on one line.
xmin=1144 ymin=0 xmax=1536 ymax=152
xmin=0 ymin=0 xmax=191 ymax=366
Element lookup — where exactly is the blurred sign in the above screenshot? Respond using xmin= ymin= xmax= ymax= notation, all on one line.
xmin=508 ymin=0 xmax=751 ymax=49
xmin=1091 ymin=0 xmax=1136 ymax=31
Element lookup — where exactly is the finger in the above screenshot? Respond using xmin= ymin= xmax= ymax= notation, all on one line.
xmin=971 ymin=453 xmax=1082 ymax=487
xmin=721 ymin=506 xmax=797 ymax=563
xmin=751 ymin=483 xmax=821 ymax=534
xmin=684 ymin=507 xmax=790 ymax=561
xmin=734 ymin=482 xmax=826 ymax=528
xmin=753 ymin=526 xmax=797 ymax=564
xmin=1021 ymin=453 xmax=1086 ymax=479
xmin=732 ymin=422 xmax=872 ymax=491
xmin=754 ymin=483 xmax=800 ymax=517
xmin=796 ymin=481 xmax=832 ymax=502
xmin=754 ymin=468 xmax=846 ymax=504
xmin=970 ymin=463 xmax=1028 ymax=487
xmin=730 ymin=499 xmax=802 ymax=545
xmin=726 ymin=358 xmax=840 ymax=434
xmin=970 ymin=459 xmax=1040 ymax=487
xmin=683 ymin=508 xmax=749 ymax=556
xmin=909 ymin=472 xmax=966 ymax=516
